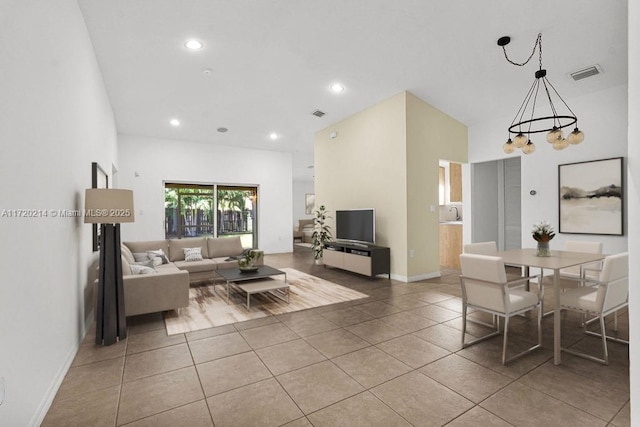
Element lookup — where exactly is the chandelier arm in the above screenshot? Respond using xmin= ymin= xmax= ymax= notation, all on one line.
xmin=502 ymin=33 xmax=542 ymax=67
xmin=540 ymin=78 xmax=560 ymax=127
xmin=544 ymin=77 xmax=578 ymax=119
xmin=511 ymin=78 xmax=538 ymax=129
xmin=527 ymin=81 xmax=541 ymax=135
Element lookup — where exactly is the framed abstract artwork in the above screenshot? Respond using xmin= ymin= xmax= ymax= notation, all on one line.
xmin=558 ymin=157 xmax=623 ymax=235
xmin=305 ymin=193 xmax=315 ymax=215
xmin=91 ymin=162 xmax=109 ymax=251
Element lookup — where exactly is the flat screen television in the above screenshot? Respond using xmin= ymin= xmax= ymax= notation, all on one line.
xmin=335 ymin=208 xmax=375 ymax=245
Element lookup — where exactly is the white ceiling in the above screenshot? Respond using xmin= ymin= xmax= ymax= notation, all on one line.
xmin=77 ymin=0 xmax=628 ymax=181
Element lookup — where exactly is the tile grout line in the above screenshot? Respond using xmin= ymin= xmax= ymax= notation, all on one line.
xmin=185 ymin=333 xmax=217 ymax=426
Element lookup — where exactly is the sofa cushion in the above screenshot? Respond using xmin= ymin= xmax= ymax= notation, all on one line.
xmin=173 ymin=259 xmax=217 ymax=274
xmin=132 ymin=250 xmax=169 ymax=266
xmin=133 ymin=252 xmax=151 ymax=262
xmin=155 ymin=262 xmax=180 ymax=271
xmin=124 ymin=240 xmax=170 ymax=256
xmin=130 ymin=264 xmax=157 ymax=275
xmin=121 ymin=244 xmax=136 ymax=265
xmin=121 ymin=255 xmax=132 ymax=276
xmin=184 ymin=247 xmax=204 ymax=262
xmin=299 ymin=219 xmax=314 ymax=230
xmin=210 ymin=257 xmax=239 ymax=270
xmin=169 ymin=237 xmax=209 ymax=261
xmin=207 ymin=236 xmax=244 ymax=258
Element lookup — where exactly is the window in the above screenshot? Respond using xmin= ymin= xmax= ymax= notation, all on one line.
xmin=165 ymin=183 xmax=258 ymax=248
xmin=165 ymin=184 xmax=214 ymax=238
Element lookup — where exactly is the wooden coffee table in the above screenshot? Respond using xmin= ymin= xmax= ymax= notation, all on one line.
xmin=216 ymin=265 xmax=289 ymax=309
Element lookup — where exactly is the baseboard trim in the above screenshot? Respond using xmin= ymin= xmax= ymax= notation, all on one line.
xmin=390 ymin=271 xmax=441 ymax=283
xmin=30 ymin=312 xmax=93 ymax=426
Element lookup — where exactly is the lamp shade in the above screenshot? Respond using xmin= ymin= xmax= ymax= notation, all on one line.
xmin=84 ymin=189 xmax=135 ymax=224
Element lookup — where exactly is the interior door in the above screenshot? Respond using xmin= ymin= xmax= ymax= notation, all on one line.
xmin=470 ymin=158 xmax=521 ymax=250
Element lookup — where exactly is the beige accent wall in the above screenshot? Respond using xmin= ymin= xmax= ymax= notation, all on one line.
xmin=406 ymin=92 xmax=467 ymax=278
xmin=314 ymin=91 xmax=467 ymax=281
xmin=314 ymin=92 xmax=408 ymax=276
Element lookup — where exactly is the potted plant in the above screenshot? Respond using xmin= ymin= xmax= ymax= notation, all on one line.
xmin=311 ymin=205 xmax=332 ymax=262
xmin=238 ymin=249 xmax=263 ymax=272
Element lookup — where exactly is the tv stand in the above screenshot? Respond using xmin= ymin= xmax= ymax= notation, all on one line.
xmin=323 ymin=241 xmax=390 ymax=279
xmin=338 ymin=241 xmax=369 ymax=248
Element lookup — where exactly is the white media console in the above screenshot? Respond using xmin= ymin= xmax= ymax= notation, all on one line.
xmin=323 ymin=241 xmax=390 ymax=279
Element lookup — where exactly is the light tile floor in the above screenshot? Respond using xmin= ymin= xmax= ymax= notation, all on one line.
xmin=43 ymin=247 xmax=630 ymax=426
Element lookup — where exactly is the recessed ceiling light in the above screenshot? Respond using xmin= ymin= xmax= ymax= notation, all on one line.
xmin=185 ymin=39 xmax=203 ymax=50
xmin=330 ymin=83 xmax=345 ymax=93
xmin=269 ymin=133 xmax=278 ymax=140
xmin=202 ymin=68 xmax=212 ymax=76
xmin=170 ymin=119 xmax=180 ymax=126
xmin=217 ymin=127 xmax=228 ymax=133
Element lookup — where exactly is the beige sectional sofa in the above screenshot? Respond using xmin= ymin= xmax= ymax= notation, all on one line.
xmin=119 ymin=236 xmax=261 ymax=317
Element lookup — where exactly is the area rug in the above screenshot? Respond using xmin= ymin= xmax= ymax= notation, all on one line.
xmin=164 ymin=268 xmax=368 ymax=335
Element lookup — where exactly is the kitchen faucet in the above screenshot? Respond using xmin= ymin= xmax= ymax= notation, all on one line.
xmin=449 ymin=206 xmax=461 ymax=221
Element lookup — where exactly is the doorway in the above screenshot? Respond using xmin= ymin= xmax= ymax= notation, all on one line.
xmin=470 ymin=157 xmax=521 ymax=251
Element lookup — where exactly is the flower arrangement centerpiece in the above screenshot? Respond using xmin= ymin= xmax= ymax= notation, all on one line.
xmin=532 ymin=220 xmax=555 ymax=257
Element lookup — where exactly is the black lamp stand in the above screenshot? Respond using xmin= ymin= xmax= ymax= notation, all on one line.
xmin=96 ymin=223 xmax=127 ymax=345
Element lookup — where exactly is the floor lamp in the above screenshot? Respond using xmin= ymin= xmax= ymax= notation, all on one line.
xmin=85 ymin=189 xmax=135 ymax=346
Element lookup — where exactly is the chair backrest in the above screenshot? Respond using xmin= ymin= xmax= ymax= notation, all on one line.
xmin=463 ymin=241 xmax=498 ymax=256
xmin=460 ymin=253 xmax=507 ymax=313
xmin=561 ymin=240 xmax=603 ymax=277
xmin=596 ymin=252 xmax=628 ymax=312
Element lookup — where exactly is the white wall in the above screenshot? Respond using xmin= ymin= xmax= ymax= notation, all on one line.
xmin=627 ymin=1 xmax=639 ymax=423
xmin=0 ymin=1 xmax=118 ymax=425
xmin=467 ymin=85 xmax=628 ymax=255
xmin=117 ymin=135 xmax=293 ymax=254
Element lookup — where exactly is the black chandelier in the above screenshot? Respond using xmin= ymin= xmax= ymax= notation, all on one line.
xmin=499 ymin=33 xmax=584 ymax=154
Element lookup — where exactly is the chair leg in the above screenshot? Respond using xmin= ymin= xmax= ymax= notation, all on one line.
xmin=600 ymin=316 xmax=609 ymax=365
xmin=501 ymin=316 xmax=510 ymax=365
xmin=614 ymin=310 xmax=619 ymax=332
xmin=461 ymin=305 xmax=467 ymax=349
xmin=564 ymin=313 xmax=622 ymax=365
xmin=537 ymin=303 xmax=543 ymax=346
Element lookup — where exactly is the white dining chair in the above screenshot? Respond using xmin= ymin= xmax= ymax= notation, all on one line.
xmin=559 ymin=252 xmax=628 ymax=365
xmin=463 ymin=241 xmax=498 ymax=255
xmin=560 ymin=240 xmax=604 ymax=283
xmin=459 ymin=253 xmax=543 ymax=365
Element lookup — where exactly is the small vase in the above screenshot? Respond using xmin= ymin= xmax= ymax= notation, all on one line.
xmin=536 ymin=241 xmax=551 ymax=257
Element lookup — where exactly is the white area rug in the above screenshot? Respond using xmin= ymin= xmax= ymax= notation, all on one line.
xmin=164 ymin=267 xmax=368 ymax=335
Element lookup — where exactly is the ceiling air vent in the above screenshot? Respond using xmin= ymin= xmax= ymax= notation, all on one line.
xmin=311 ymin=110 xmax=326 ymax=118
xmin=569 ymin=64 xmax=602 ymax=81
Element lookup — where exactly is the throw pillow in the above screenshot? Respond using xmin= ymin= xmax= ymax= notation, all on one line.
xmin=150 ymin=257 xmax=163 ymax=267
xmin=131 ymin=259 xmax=154 ymax=268
xmin=130 ymin=264 xmax=157 ymax=275
xmin=133 ymin=252 xmax=151 ymax=262
xmin=183 ymin=247 xmax=203 ymax=262
xmin=146 ymin=249 xmax=169 ymax=264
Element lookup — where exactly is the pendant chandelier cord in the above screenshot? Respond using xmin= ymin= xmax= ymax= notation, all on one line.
xmin=501 ymin=33 xmax=543 ymax=68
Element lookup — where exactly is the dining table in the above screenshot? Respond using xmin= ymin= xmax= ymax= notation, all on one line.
xmin=497 ymin=248 xmax=607 ymax=365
